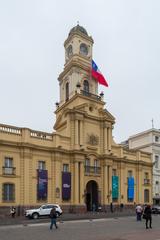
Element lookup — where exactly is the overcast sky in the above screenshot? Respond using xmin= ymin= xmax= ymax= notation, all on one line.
xmin=0 ymin=0 xmax=160 ymax=143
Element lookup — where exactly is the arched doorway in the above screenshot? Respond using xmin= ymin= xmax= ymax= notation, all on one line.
xmin=85 ymin=180 xmax=98 ymax=211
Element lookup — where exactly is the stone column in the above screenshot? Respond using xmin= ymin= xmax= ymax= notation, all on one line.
xmin=104 ymin=127 xmax=108 ymax=153
xmin=80 ymin=121 xmax=83 ymax=146
xmin=108 ymin=128 xmax=112 ymax=151
xmin=108 ymin=165 xmax=112 ymax=203
xmin=74 ymin=162 xmax=79 ymax=204
xmin=103 ymin=164 xmax=108 ymax=205
xmin=120 ymin=162 xmax=125 ymax=204
xmin=80 ymin=162 xmax=84 ymax=204
xmin=75 ymin=120 xmax=79 ymax=148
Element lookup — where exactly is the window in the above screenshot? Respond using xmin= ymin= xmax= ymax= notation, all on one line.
xmin=155 ymin=136 xmax=159 ymax=142
xmin=94 ymin=160 xmax=98 ymax=167
xmin=155 ymin=155 xmax=159 ymax=168
xmin=38 ymin=161 xmax=46 ymax=170
xmin=85 ymin=159 xmax=90 ymax=173
xmin=4 ymin=157 xmax=13 ymax=167
xmin=144 ymin=172 xmax=149 ymax=179
xmin=83 ymin=80 xmax=89 ymax=93
xmin=128 ymin=170 xmax=133 ymax=178
xmin=3 ymin=157 xmax=14 ymax=175
xmin=63 ymin=164 xmax=69 ymax=172
xmin=2 ymin=183 xmax=15 ymax=202
xmin=66 ymin=82 xmax=69 ymax=101
xmin=144 ymin=189 xmax=149 ymax=203
xmin=112 ymin=169 xmax=117 ymax=176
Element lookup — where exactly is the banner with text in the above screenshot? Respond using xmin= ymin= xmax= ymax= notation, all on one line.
xmin=62 ymin=172 xmax=71 ymax=200
xmin=128 ymin=177 xmax=134 ymax=200
xmin=37 ymin=169 xmax=48 ymax=200
xmin=112 ymin=176 xmax=119 ymax=199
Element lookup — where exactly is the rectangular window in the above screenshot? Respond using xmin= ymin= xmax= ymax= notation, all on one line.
xmin=4 ymin=157 xmax=13 ymax=167
xmin=128 ymin=170 xmax=133 ymax=178
xmin=38 ymin=161 xmax=46 ymax=170
xmin=63 ymin=164 xmax=69 ymax=172
xmin=112 ymin=169 xmax=116 ymax=176
xmin=155 ymin=155 xmax=159 ymax=168
xmin=3 ymin=184 xmax=15 ymax=201
xmin=155 ymin=136 xmax=159 ymax=142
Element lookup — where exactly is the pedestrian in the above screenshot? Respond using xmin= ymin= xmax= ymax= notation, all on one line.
xmin=110 ymin=202 xmax=113 ymax=213
xmin=120 ymin=203 xmax=124 ymax=212
xmin=50 ymin=207 xmax=58 ymax=230
xmin=10 ymin=207 xmax=16 ymax=218
xmin=144 ymin=204 xmax=152 ymax=229
xmin=135 ymin=204 xmax=143 ymax=221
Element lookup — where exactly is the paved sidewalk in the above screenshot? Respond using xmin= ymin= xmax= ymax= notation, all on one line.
xmin=0 ymin=210 xmax=135 ymax=226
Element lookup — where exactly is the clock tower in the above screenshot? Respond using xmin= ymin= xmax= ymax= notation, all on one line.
xmin=58 ymin=24 xmax=98 ymax=107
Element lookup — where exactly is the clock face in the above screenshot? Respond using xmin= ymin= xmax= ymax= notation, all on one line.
xmin=80 ymin=43 xmax=88 ymax=56
xmin=67 ymin=45 xmax=73 ymax=58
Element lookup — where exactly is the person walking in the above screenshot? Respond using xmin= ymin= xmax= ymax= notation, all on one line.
xmin=144 ymin=204 xmax=152 ymax=229
xmin=135 ymin=204 xmax=143 ymax=221
xmin=50 ymin=207 xmax=58 ymax=230
xmin=10 ymin=207 xmax=16 ymax=218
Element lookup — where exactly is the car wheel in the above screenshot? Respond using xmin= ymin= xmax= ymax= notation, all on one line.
xmin=32 ymin=213 xmax=39 ymax=219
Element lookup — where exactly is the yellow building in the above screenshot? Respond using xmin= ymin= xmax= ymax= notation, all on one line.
xmin=0 ymin=25 xmax=152 ymax=214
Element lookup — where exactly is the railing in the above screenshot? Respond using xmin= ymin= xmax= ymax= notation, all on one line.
xmin=0 ymin=124 xmax=21 ymax=135
xmin=84 ymin=166 xmax=101 ymax=175
xmin=2 ymin=167 xmax=16 ymax=175
xmin=144 ymin=179 xmax=150 ymax=185
xmin=30 ymin=131 xmax=53 ymax=140
xmin=80 ymin=90 xmax=101 ymax=101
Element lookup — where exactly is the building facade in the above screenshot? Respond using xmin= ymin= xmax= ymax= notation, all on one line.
xmin=0 ymin=25 xmax=152 ymax=214
xmin=122 ymin=128 xmax=160 ymax=205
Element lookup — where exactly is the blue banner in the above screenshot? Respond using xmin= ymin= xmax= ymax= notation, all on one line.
xmin=37 ymin=170 xmax=48 ymax=200
xmin=62 ymin=172 xmax=71 ymax=200
xmin=112 ymin=176 xmax=119 ymax=199
xmin=128 ymin=177 xmax=134 ymax=199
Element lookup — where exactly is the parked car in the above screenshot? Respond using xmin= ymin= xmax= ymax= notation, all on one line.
xmin=25 ymin=204 xmax=63 ymax=219
xmin=151 ymin=205 xmax=160 ymax=214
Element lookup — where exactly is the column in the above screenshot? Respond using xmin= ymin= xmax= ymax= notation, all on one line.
xmin=103 ymin=164 xmax=108 ymax=205
xmin=80 ymin=121 xmax=83 ymax=146
xmin=108 ymin=165 xmax=112 ymax=203
xmin=120 ymin=163 xmax=125 ymax=204
xmin=80 ymin=162 xmax=84 ymax=204
xmin=104 ymin=127 xmax=108 ymax=153
xmin=108 ymin=128 xmax=111 ymax=151
xmin=75 ymin=120 xmax=79 ymax=148
xmin=74 ymin=162 xmax=79 ymax=204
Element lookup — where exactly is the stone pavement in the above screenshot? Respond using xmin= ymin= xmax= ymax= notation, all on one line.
xmin=0 ymin=215 xmax=160 ymax=240
xmin=0 ymin=210 xmax=135 ymax=226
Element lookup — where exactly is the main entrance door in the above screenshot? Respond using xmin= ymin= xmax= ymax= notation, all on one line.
xmin=86 ymin=180 xmax=98 ymax=211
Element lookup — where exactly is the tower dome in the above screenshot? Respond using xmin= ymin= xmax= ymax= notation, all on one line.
xmin=69 ymin=24 xmax=88 ymax=37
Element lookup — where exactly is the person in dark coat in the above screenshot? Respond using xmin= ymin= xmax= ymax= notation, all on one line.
xmin=50 ymin=207 xmax=58 ymax=230
xmin=144 ymin=204 xmax=152 ymax=229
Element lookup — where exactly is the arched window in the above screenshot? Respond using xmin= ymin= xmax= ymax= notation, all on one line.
xmin=83 ymin=80 xmax=89 ymax=93
xmin=144 ymin=189 xmax=149 ymax=203
xmin=2 ymin=183 xmax=15 ymax=201
xmin=66 ymin=82 xmax=69 ymax=101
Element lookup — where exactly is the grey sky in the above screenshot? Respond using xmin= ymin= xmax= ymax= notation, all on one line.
xmin=0 ymin=0 xmax=160 ymax=143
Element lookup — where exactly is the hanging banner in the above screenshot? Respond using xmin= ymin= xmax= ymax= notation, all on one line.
xmin=128 ymin=177 xmax=134 ymax=199
xmin=37 ymin=169 xmax=48 ymax=200
xmin=112 ymin=176 xmax=119 ymax=199
xmin=62 ymin=172 xmax=71 ymax=200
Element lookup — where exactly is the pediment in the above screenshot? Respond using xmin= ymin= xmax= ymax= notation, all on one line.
xmin=98 ymin=108 xmax=115 ymax=123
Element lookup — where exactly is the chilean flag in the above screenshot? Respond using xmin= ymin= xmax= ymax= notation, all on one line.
xmin=92 ymin=60 xmax=108 ymax=87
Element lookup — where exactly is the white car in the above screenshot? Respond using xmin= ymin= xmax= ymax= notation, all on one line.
xmin=25 ymin=204 xmax=63 ymax=219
